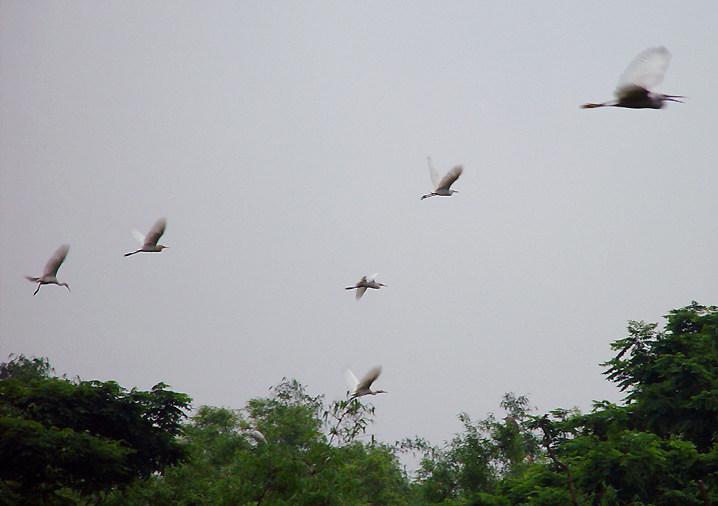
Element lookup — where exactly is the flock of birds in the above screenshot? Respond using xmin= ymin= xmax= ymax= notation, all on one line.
xmin=24 ymin=46 xmax=683 ymax=399
xmin=25 ymin=218 xmax=169 ymax=295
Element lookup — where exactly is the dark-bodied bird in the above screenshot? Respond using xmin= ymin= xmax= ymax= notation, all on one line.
xmin=26 ymin=244 xmax=71 ymax=295
xmin=421 ymin=156 xmax=463 ymax=200
xmin=582 ymin=46 xmax=683 ymax=109
xmin=345 ymin=273 xmax=385 ymax=300
xmin=125 ymin=218 xmax=169 ymax=256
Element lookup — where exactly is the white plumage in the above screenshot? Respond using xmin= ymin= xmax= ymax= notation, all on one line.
xmin=26 ymin=244 xmax=71 ymax=296
xmin=125 ymin=218 xmax=169 ymax=256
xmin=345 ymin=273 xmax=386 ymax=300
xmin=422 ymin=157 xmax=463 ymax=200
xmin=343 ymin=366 xmax=386 ymax=398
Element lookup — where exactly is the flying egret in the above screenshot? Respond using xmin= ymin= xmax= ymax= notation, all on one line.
xmin=344 ymin=366 xmax=387 ymax=398
xmin=421 ymin=157 xmax=463 ymax=200
xmin=26 ymin=244 xmax=71 ymax=296
xmin=582 ymin=46 xmax=683 ymax=109
xmin=345 ymin=273 xmax=385 ymax=300
xmin=124 ymin=218 xmax=169 ymax=256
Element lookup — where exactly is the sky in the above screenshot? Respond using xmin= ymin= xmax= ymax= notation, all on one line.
xmin=3 ymin=2 xmax=718 ymax=456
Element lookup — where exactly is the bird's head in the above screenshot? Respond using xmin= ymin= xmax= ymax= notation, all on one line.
xmin=374 ymin=389 xmax=387 ymax=395
xmin=451 ymin=189 xmax=459 ymax=195
xmin=379 ymin=283 xmax=387 ymax=287
xmin=158 ymin=245 xmax=169 ymax=251
xmin=61 ymin=283 xmax=70 ymax=291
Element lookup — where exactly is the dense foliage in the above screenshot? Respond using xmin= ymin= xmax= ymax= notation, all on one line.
xmin=106 ymin=378 xmax=409 ymax=505
xmin=5 ymin=302 xmax=718 ymax=504
xmin=408 ymin=302 xmax=718 ymax=505
xmin=0 ymin=355 xmax=191 ymax=505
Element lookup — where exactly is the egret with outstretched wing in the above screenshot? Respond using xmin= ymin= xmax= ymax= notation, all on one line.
xmin=26 ymin=244 xmax=71 ymax=295
xmin=344 ymin=366 xmax=386 ymax=398
xmin=421 ymin=157 xmax=463 ymax=200
xmin=582 ymin=46 xmax=683 ymax=109
xmin=346 ymin=273 xmax=385 ymax=300
xmin=125 ymin=218 xmax=169 ymax=256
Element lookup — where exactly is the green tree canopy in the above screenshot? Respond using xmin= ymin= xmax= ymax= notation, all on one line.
xmin=412 ymin=303 xmax=718 ymax=506
xmin=0 ymin=355 xmax=191 ymax=505
xmin=603 ymin=302 xmax=718 ymax=451
xmin=9 ymin=302 xmax=718 ymax=505
xmin=109 ymin=378 xmax=410 ymax=506
xmin=406 ymin=392 xmax=542 ymax=505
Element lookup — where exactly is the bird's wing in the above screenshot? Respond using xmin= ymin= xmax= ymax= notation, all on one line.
xmin=427 ymin=156 xmax=441 ymax=189
xmin=131 ymin=228 xmax=146 ymax=245
xmin=43 ymin=244 xmax=70 ymax=277
xmin=356 ymin=286 xmax=368 ymax=300
xmin=437 ymin=165 xmax=463 ymax=191
xmin=616 ymin=46 xmax=671 ymax=97
xmin=367 ymin=273 xmax=379 ymax=283
xmin=144 ymin=218 xmax=167 ymax=246
xmin=614 ymin=84 xmax=651 ymax=102
xmin=356 ymin=365 xmax=382 ymax=391
xmin=343 ymin=367 xmax=359 ymax=391
xmin=247 ymin=429 xmax=266 ymax=443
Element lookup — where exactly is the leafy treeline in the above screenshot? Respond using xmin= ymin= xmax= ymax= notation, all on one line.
xmin=0 ymin=356 xmax=190 ymax=505
xmin=107 ymin=380 xmax=408 ymax=506
xmin=3 ymin=302 xmax=718 ymax=505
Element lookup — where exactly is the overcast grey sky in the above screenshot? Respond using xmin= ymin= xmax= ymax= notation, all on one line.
xmin=3 ymin=2 xmax=718 ymax=451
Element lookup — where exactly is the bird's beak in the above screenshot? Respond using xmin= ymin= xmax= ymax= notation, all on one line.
xmin=665 ymin=94 xmax=685 ymax=103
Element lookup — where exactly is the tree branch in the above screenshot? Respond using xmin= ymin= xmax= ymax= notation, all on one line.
xmin=698 ymin=479 xmax=711 ymax=506
xmin=538 ymin=416 xmax=579 ymax=506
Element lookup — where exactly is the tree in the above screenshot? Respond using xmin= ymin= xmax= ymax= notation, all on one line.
xmin=603 ymin=302 xmax=718 ymax=452
xmin=324 ymin=396 xmax=379 ymax=446
xmin=108 ymin=378 xmax=410 ymax=506
xmin=0 ymin=355 xmax=191 ymax=505
xmin=493 ymin=303 xmax=718 ymax=506
xmin=412 ymin=303 xmax=718 ymax=505
xmin=0 ymin=353 xmax=54 ymax=382
xmin=408 ymin=392 xmax=542 ymax=505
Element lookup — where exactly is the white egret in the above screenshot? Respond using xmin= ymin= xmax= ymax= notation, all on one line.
xmin=582 ymin=46 xmax=683 ymax=109
xmin=421 ymin=157 xmax=463 ymax=200
xmin=343 ymin=366 xmax=386 ymax=398
xmin=244 ymin=429 xmax=266 ymax=444
xmin=26 ymin=244 xmax=71 ymax=296
xmin=345 ymin=273 xmax=385 ymax=300
xmin=124 ymin=218 xmax=169 ymax=256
